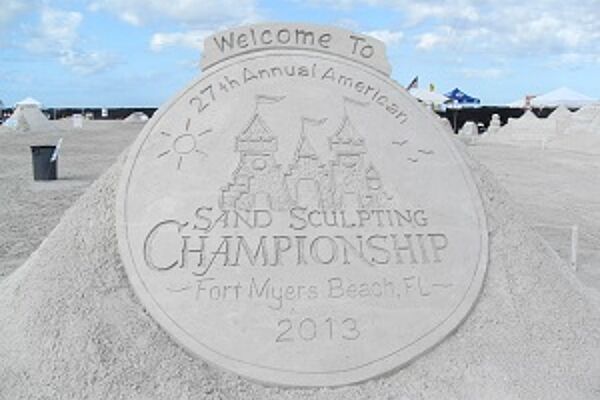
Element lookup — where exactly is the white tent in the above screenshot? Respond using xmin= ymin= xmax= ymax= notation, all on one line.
xmin=409 ymin=88 xmax=449 ymax=105
xmin=507 ymin=97 xmax=529 ymax=108
xmin=530 ymin=87 xmax=597 ymax=108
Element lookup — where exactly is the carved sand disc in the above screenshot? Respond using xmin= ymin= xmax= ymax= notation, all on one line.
xmin=117 ymin=24 xmax=488 ymax=387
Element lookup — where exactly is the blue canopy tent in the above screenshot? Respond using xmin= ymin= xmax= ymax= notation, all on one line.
xmin=445 ymin=88 xmax=481 ymax=105
xmin=444 ymin=88 xmax=481 ymax=132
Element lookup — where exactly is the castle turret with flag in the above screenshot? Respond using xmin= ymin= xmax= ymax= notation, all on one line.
xmin=327 ymin=115 xmax=390 ymax=209
xmin=220 ymin=95 xmax=293 ymax=211
xmin=221 ymin=96 xmax=392 ymax=211
xmin=285 ymin=117 xmax=332 ymax=209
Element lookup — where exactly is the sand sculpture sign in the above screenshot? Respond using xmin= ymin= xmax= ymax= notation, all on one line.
xmin=117 ymin=23 xmax=488 ymax=387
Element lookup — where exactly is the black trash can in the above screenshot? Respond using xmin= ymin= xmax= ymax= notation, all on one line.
xmin=30 ymin=145 xmax=57 ymax=181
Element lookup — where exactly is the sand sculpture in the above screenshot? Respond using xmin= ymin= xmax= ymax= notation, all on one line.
xmin=1 ymin=23 xmax=599 ymax=399
xmin=123 ymin=111 xmax=149 ymax=123
xmin=547 ymin=105 xmax=572 ymax=134
xmin=482 ymin=114 xmax=501 ymax=136
xmin=459 ymin=121 xmax=478 ymax=136
xmin=3 ymin=98 xmax=52 ymax=133
xmin=483 ymin=103 xmax=599 ymax=151
xmin=565 ymin=105 xmax=600 ymax=135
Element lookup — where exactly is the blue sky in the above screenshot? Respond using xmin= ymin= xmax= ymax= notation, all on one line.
xmin=1 ymin=0 xmax=599 ymax=107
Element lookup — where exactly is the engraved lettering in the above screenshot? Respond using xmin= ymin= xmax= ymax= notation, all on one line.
xmin=276 ymin=319 xmax=293 ymax=342
xmin=349 ymin=34 xmax=375 ymax=58
xmin=366 ymin=234 xmax=391 ymax=265
xmin=184 ymin=235 xmax=208 ymax=274
xmin=298 ymin=318 xmax=317 ymax=341
xmin=391 ymin=233 xmax=418 ymax=264
xmin=310 ymin=236 xmax=338 ymax=265
xmin=233 ymin=236 xmax=270 ymax=266
xmin=261 ymin=29 xmax=273 ymax=44
xmin=213 ymin=32 xmax=235 ymax=52
xmin=194 ymin=206 xmax=213 ymax=231
xmin=335 ymin=235 xmax=364 ymax=265
xmin=272 ymin=235 xmax=293 ymax=266
xmin=294 ymin=29 xmax=315 ymax=45
xmin=143 ymin=220 xmax=185 ymax=270
xmin=342 ymin=317 xmax=360 ymax=340
xmin=276 ymin=316 xmax=360 ymax=343
xmin=277 ymin=28 xmax=291 ymax=44
xmin=289 ymin=206 xmax=307 ymax=230
xmin=318 ymin=33 xmax=332 ymax=48
xmin=430 ymin=233 xmax=448 ymax=262
xmin=237 ymin=33 xmax=249 ymax=48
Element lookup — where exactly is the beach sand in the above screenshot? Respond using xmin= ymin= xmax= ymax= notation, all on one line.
xmin=0 ymin=120 xmax=143 ymax=279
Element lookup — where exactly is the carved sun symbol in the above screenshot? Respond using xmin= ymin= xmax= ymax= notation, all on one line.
xmin=157 ymin=127 xmax=211 ymax=170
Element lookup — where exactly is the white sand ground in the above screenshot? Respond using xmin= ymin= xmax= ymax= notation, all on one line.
xmin=468 ymin=142 xmax=600 ymax=293
xmin=0 ymin=120 xmax=143 ymax=279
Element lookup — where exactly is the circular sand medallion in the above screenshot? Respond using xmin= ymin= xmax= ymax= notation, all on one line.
xmin=117 ymin=37 xmax=488 ymax=387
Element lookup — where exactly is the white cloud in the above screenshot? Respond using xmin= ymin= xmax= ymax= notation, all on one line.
xmin=306 ymin=0 xmax=600 ymax=63
xmin=416 ymin=31 xmax=449 ymax=51
xmin=25 ymin=8 xmax=82 ymax=53
xmin=25 ymin=8 xmax=116 ymax=74
xmin=549 ymin=53 xmax=600 ymax=68
xmin=0 ymin=0 xmax=38 ymax=46
xmin=416 ymin=25 xmax=490 ymax=51
xmin=364 ymin=29 xmax=403 ymax=47
xmin=0 ymin=0 xmax=29 ymax=27
xmin=401 ymin=1 xmax=480 ymax=25
xmin=303 ymin=0 xmax=479 ymax=22
xmin=302 ymin=0 xmax=380 ymax=10
xmin=89 ymin=0 xmax=261 ymax=54
xmin=89 ymin=0 xmax=258 ymax=27
xmin=333 ymin=18 xmax=361 ymax=31
xmin=150 ymin=30 xmax=213 ymax=52
xmin=59 ymin=50 xmax=116 ymax=75
xmin=460 ymin=67 xmax=507 ymax=80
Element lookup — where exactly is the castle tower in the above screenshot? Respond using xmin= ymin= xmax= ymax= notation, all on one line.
xmin=285 ymin=131 xmax=330 ymax=209
xmin=328 ymin=115 xmax=367 ymax=155
xmin=328 ymin=116 xmax=368 ymax=209
xmin=327 ymin=115 xmax=391 ymax=209
xmin=221 ymin=113 xmax=292 ymax=211
xmin=363 ymin=163 xmax=391 ymax=208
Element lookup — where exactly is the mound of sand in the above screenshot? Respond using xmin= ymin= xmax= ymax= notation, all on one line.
xmin=123 ymin=112 xmax=149 ymax=123
xmin=3 ymin=104 xmax=53 ymax=133
xmin=547 ymin=105 xmax=573 ymax=134
xmin=0 ymin=143 xmax=599 ymax=399
xmin=487 ymin=110 xmax=556 ymax=144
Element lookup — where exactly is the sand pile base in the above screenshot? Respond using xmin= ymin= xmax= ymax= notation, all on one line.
xmin=1 ymin=145 xmax=599 ymax=399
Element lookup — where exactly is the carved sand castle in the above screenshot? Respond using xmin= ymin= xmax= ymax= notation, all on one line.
xmin=221 ymin=107 xmax=391 ymax=211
